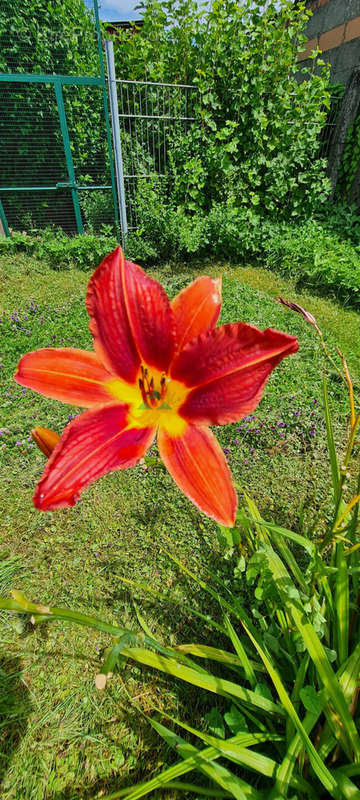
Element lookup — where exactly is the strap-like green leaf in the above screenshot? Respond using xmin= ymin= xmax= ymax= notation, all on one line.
xmin=119 ymin=646 xmax=283 ymax=717
xmin=322 ymin=367 xmax=340 ymax=501
xmin=241 ymin=516 xmax=315 ymax=556
xmin=98 ymin=725 xmax=264 ymax=800
xmin=260 ymin=546 xmax=360 ymax=761
xmin=175 ymin=643 xmax=265 ymax=674
xmin=153 ymin=715 xmax=314 ymax=798
xmin=239 ymin=612 xmax=340 ymax=798
xmin=335 ymin=542 xmax=349 ymax=665
xmin=224 ymin=615 xmax=257 ymax=688
xmin=150 ymin=718 xmax=264 ymax=800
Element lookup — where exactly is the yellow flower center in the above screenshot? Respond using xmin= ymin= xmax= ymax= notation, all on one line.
xmin=107 ymin=365 xmax=189 ymax=437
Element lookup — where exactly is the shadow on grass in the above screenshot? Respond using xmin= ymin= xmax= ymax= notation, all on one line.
xmin=0 ymin=656 xmax=32 ymax=790
xmin=46 ymin=705 xmax=181 ymax=800
xmin=106 ymin=523 xmax=241 ymax=648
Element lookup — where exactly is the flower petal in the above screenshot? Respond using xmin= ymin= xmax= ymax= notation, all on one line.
xmin=123 ymin=256 xmax=175 ymax=373
xmin=14 ymin=348 xmax=116 ymax=406
xmin=158 ymin=425 xmax=237 ymax=526
xmin=171 ymin=324 xmax=298 ymax=425
xmin=86 ymin=247 xmax=174 ymax=381
xmin=171 ymin=276 xmax=222 ymax=354
xmin=86 ymin=247 xmax=140 ymax=382
xmin=34 ymin=405 xmax=155 ymax=511
xmin=179 ymin=361 xmax=285 ymax=425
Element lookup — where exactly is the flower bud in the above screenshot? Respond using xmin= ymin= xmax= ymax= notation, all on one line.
xmin=277 ymin=297 xmax=321 ymax=335
xmin=31 ymin=427 xmax=60 ymax=458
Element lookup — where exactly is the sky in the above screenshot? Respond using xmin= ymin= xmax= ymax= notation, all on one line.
xmin=85 ymin=0 xmax=275 ymax=23
xmin=84 ymin=0 xmax=142 ymax=21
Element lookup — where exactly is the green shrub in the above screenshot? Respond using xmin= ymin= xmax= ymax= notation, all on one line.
xmin=0 ymin=227 xmax=118 ymax=270
xmin=318 ymin=202 xmax=360 ymax=246
xmin=2 ymin=197 xmax=360 ymax=308
xmin=262 ymin=218 xmax=360 ymax=307
xmin=112 ymin=0 xmax=331 ymax=221
xmin=80 ymin=185 xmax=115 ymax=234
xmin=0 ymin=0 xmax=106 ymax=191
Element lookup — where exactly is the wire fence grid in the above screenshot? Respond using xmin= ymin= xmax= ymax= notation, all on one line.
xmin=0 ymin=77 xmax=116 ymax=236
xmin=116 ymin=78 xmax=198 ymax=230
xmin=0 ymin=0 xmax=120 ymax=238
xmin=0 ymin=6 xmax=99 ymax=77
xmin=319 ymin=93 xmax=344 ymax=160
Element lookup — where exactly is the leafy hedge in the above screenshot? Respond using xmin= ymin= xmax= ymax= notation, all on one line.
xmin=110 ymin=0 xmax=331 ymax=222
xmin=2 ymin=205 xmax=360 ymax=309
xmin=262 ymin=219 xmax=360 ymax=306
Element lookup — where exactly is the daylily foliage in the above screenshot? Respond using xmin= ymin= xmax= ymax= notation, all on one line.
xmin=15 ymin=247 xmax=298 ymax=525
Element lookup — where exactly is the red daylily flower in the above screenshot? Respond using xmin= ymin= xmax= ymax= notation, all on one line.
xmin=15 ymin=247 xmax=298 ymax=526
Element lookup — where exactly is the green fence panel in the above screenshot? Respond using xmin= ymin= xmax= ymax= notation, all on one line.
xmin=0 ymin=0 xmax=119 ymax=239
xmin=54 ymin=77 xmax=83 ymax=235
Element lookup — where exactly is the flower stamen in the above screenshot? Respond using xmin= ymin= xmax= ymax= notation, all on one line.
xmin=139 ymin=366 xmax=167 ymax=408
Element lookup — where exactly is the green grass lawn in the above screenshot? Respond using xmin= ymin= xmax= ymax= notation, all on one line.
xmin=0 ymin=252 xmax=359 ymax=800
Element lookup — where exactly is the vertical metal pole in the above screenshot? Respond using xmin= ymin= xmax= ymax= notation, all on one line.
xmin=0 ymin=197 xmax=10 ymax=237
xmin=105 ymin=40 xmax=128 ymax=242
xmin=54 ymin=78 xmax=83 ymax=235
xmin=93 ymin=0 xmax=120 ymax=238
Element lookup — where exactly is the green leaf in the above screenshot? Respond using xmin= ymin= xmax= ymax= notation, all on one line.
xmin=254 ymin=683 xmax=273 ymax=703
xmin=241 ymin=515 xmax=314 ymax=556
xmin=152 ymin=717 xmax=314 ymax=797
xmin=224 ymin=705 xmax=249 ymax=735
xmin=175 ymin=643 xmax=265 ymax=674
xmin=258 ymin=546 xmax=360 ymax=762
xmin=119 ymin=646 xmax=283 ymax=717
xmin=335 ymin=542 xmax=349 ymax=665
xmin=224 ymin=615 xmax=257 ymax=688
xmin=299 ymin=685 xmax=322 ymax=716
xmin=205 ymin=708 xmax=225 ymax=739
xmin=240 ymin=612 xmax=339 ymax=798
xmin=322 ymin=368 xmax=340 ymax=501
xmin=100 ymin=723 xmax=262 ymax=800
xmin=150 ymin=719 xmax=262 ymax=800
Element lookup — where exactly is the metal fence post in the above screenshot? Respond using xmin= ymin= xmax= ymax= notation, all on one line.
xmin=93 ymin=0 xmax=120 ymax=239
xmin=105 ymin=40 xmax=128 ymax=243
xmin=0 ymin=198 xmax=10 ymax=237
xmin=54 ymin=77 xmax=83 ymax=235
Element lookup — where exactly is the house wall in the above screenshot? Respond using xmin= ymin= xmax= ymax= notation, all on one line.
xmin=298 ymin=0 xmax=360 ymax=85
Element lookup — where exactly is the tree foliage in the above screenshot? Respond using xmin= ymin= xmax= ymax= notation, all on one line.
xmin=112 ymin=0 xmax=331 ymax=221
xmin=0 ymin=0 xmax=97 ymax=75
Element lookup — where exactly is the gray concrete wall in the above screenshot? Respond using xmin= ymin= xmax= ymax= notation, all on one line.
xmin=299 ymin=0 xmax=360 ymax=86
xmin=306 ymin=0 xmax=360 ymax=38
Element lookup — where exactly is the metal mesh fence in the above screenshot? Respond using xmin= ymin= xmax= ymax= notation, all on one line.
xmin=0 ymin=79 xmax=75 ymax=233
xmin=0 ymin=77 xmax=116 ymax=235
xmin=0 ymin=0 xmax=118 ymax=237
xmin=63 ymin=83 xmax=115 ymax=232
xmin=0 ymin=0 xmax=99 ymax=76
xmin=116 ymin=79 xmax=198 ymax=231
xmin=319 ymin=93 xmax=344 ymax=160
